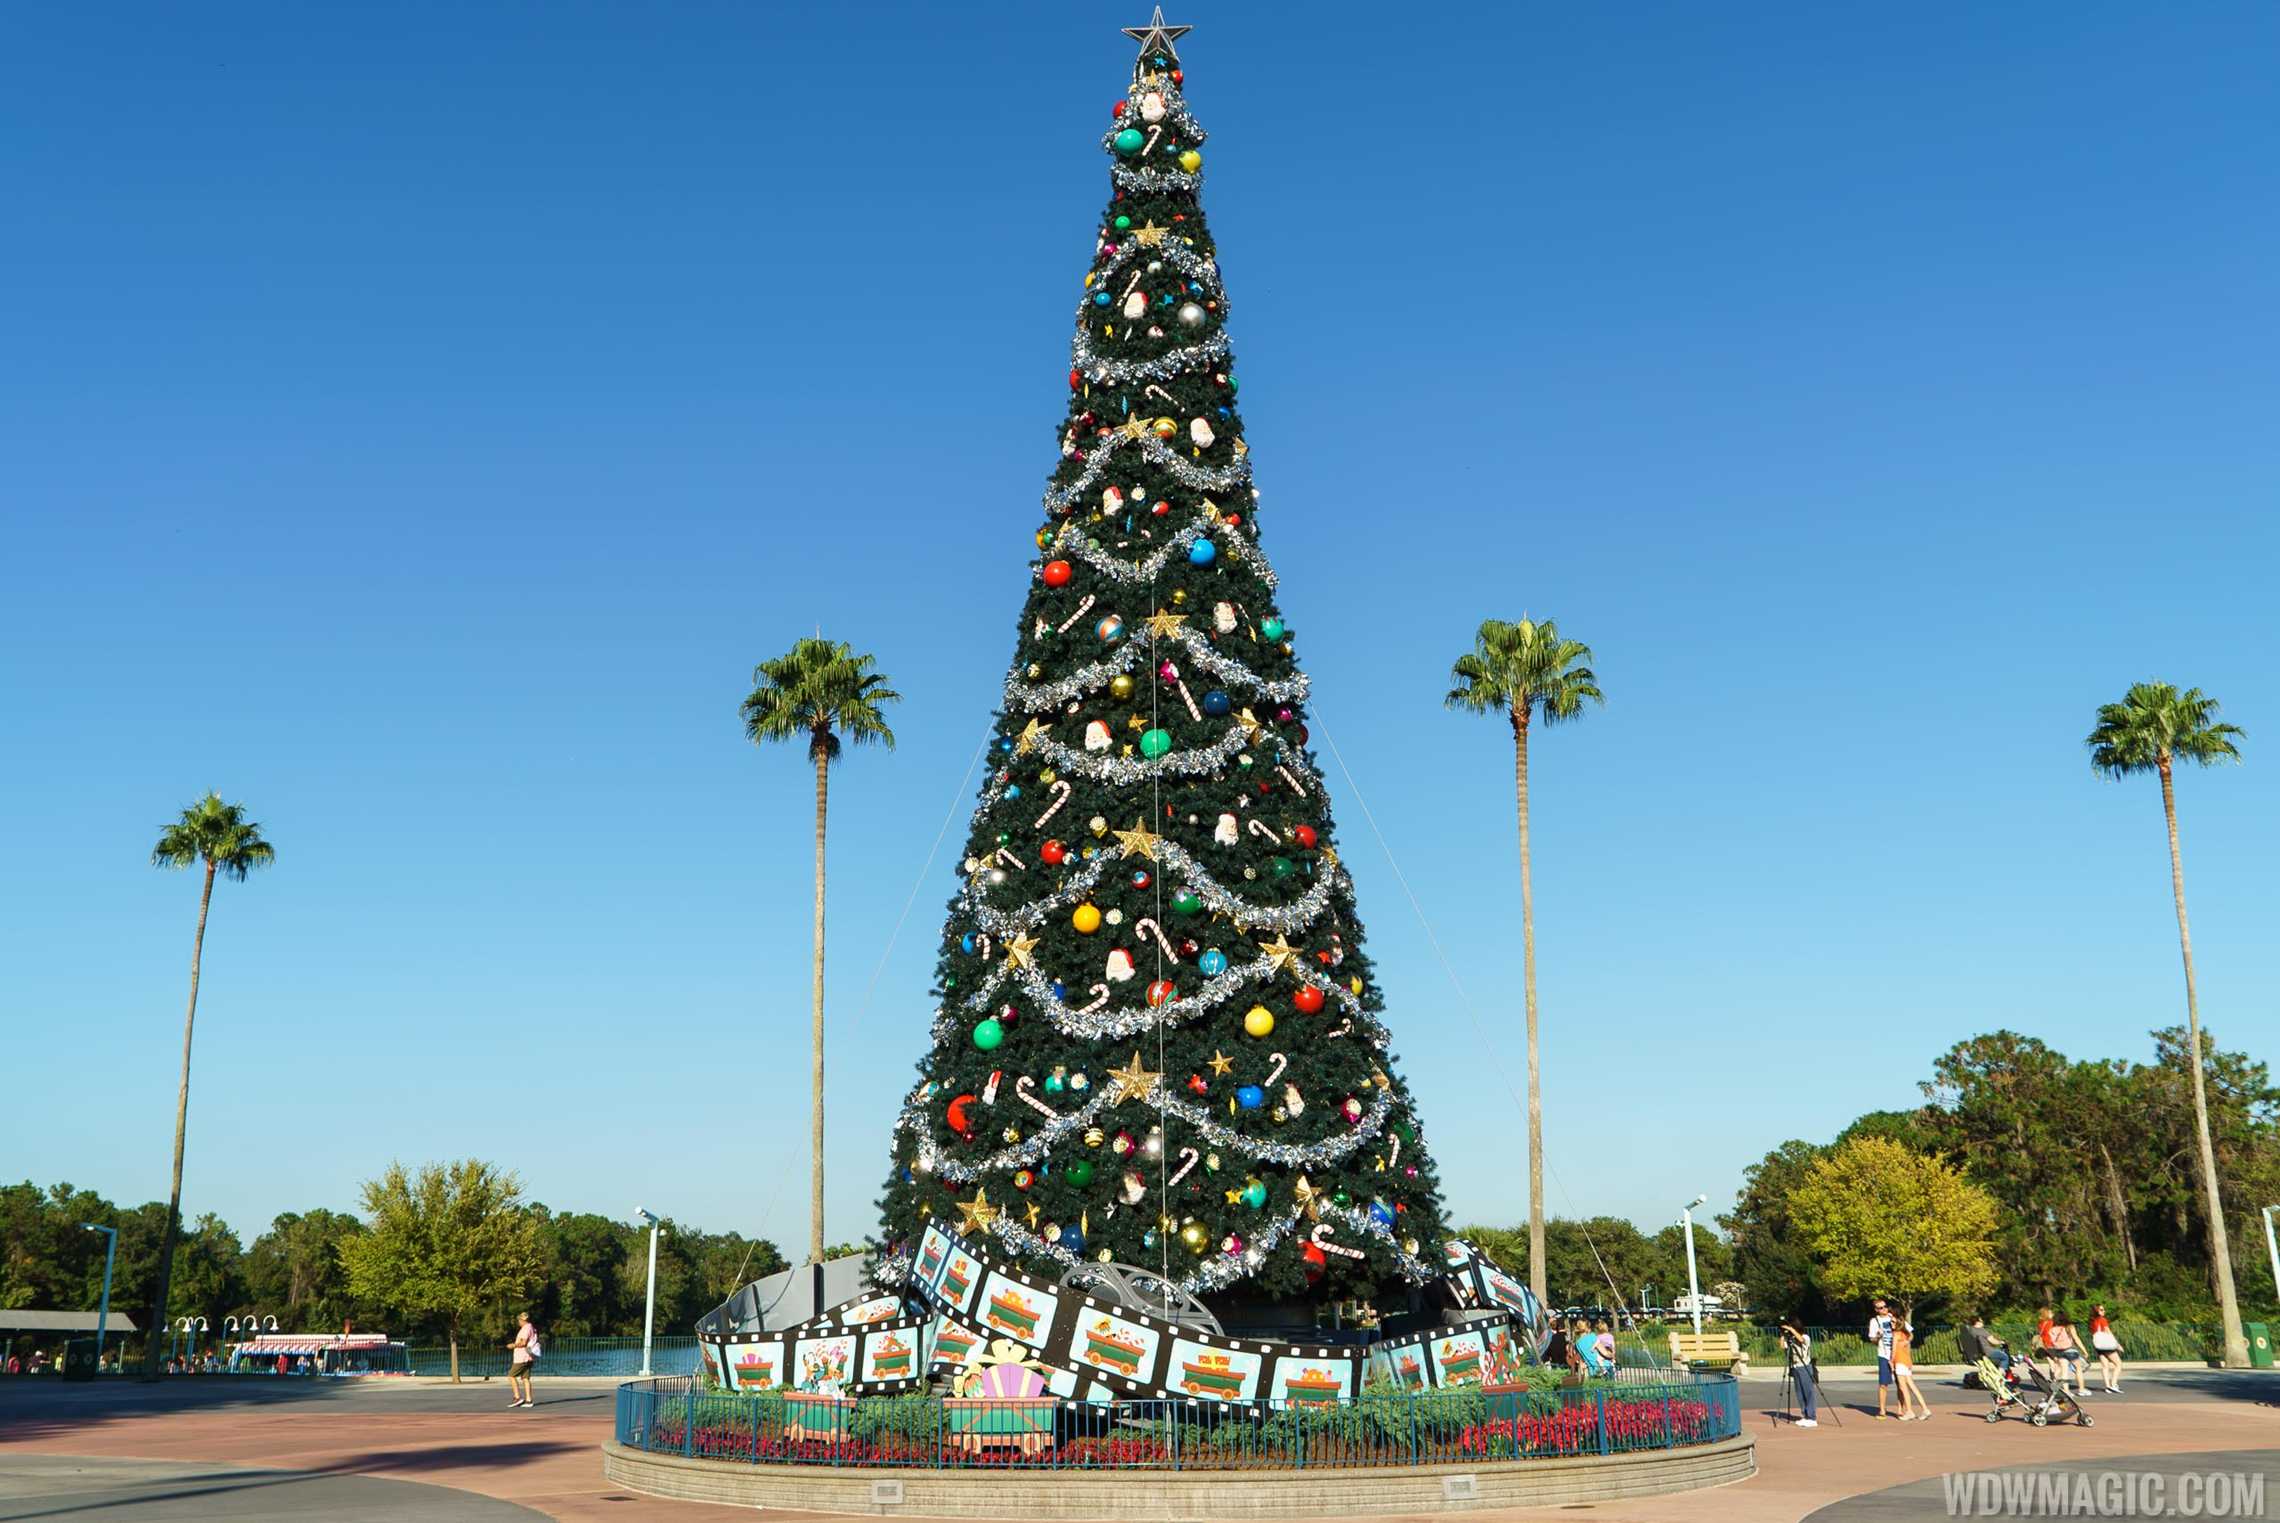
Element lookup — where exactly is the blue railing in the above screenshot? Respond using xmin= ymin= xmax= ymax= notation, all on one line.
xmin=612 ymin=1373 xmax=1741 ymax=1470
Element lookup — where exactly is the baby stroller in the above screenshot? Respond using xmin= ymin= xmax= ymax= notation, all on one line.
xmin=1971 ymin=1354 xmax=2092 ymax=1428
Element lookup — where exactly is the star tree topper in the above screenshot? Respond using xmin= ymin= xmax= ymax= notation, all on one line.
xmin=1123 ymin=6 xmax=1191 ymax=67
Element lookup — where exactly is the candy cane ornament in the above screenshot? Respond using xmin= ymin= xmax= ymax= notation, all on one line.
xmin=1325 ymin=1018 xmax=1353 ymax=1039
xmin=1275 ymin=765 xmax=1309 ymax=797
xmin=1168 ymin=1146 xmax=1200 ymax=1188
xmin=1264 ymin=1052 xmax=1288 ymax=1088
xmin=993 ymin=847 xmax=1022 ymax=870
xmin=1130 ymin=917 xmax=1178 ymax=962
xmin=1174 ymin=679 xmax=1202 ymax=722
xmin=1144 ymin=125 xmax=1162 ymax=156
xmin=1034 ymin=779 xmax=1073 ymax=827
xmin=1386 ymin=1133 xmax=1402 ymax=1171
xmin=1055 ymin=594 xmax=1098 ymax=634
xmin=1074 ymin=983 xmax=1111 ymax=1014
xmin=1015 ymin=1075 xmax=1058 ymax=1119
xmin=1310 ymin=1222 xmax=1365 ymax=1260
xmin=1246 ymin=819 xmax=1282 ymax=845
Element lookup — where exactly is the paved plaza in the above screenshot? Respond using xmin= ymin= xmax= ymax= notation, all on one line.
xmin=1 ymin=1367 xmax=2275 ymax=1521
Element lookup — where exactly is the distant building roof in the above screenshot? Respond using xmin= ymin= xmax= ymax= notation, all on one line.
xmin=0 ymin=1310 xmax=142 ymax=1334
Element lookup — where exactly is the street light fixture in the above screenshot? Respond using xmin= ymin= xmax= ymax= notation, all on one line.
xmin=2261 ymin=1206 xmax=2279 ymax=1318
xmin=634 ymin=1208 xmax=663 ymax=1379
xmin=81 ymin=1225 xmax=118 ymax=1371
xmin=1680 ymin=1195 xmax=1708 ymax=1336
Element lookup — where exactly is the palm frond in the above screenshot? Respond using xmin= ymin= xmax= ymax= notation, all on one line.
xmin=742 ymin=637 xmax=901 ymax=763
xmin=2086 ymin=681 xmax=2246 ymax=777
xmin=150 ymin=792 xmax=276 ymax=876
xmin=1444 ymin=618 xmax=1605 ymax=725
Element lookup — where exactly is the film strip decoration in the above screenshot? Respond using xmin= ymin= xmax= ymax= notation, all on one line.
xmin=701 ymin=1226 xmax=1539 ymax=1406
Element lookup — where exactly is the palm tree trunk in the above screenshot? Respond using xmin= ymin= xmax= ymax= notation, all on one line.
xmin=2160 ymin=758 xmax=2248 ymax=1368
xmin=1512 ymin=705 xmax=1546 ymax=1309
xmin=145 ymin=859 xmax=215 ymax=1378
xmin=809 ymin=744 xmax=830 ymax=1266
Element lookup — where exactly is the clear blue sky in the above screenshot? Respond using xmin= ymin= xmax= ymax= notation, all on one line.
xmin=5 ymin=2 xmax=2274 ymax=1275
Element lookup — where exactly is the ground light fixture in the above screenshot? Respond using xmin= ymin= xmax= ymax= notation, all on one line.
xmin=634 ymin=1208 xmax=663 ymax=1379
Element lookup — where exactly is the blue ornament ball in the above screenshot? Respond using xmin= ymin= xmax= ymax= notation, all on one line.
xmin=960 ymin=932 xmax=978 ymax=954
xmin=1198 ymin=948 xmax=1228 ymax=976
xmin=1058 ymin=1224 xmax=1086 ymax=1252
xmin=1188 ymin=538 xmax=1217 ymax=567
xmin=1006 ymin=784 xmax=1023 ymax=799
xmin=1368 ymin=1198 xmax=1396 ymax=1228
xmin=1052 ymin=980 xmax=1067 ymax=1000
xmin=1201 ymin=689 xmax=1232 ymax=717
xmin=1093 ymin=291 xmax=1111 ymax=306
xmin=1235 ymin=1084 xmax=1266 ymax=1111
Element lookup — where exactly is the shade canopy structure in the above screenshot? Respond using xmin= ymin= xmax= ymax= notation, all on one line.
xmin=0 ymin=1310 xmax=142 ymax=1334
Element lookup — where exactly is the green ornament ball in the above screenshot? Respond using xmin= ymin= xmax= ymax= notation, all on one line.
xmin=1261 ymin=616 xmax=1287 ymax=642
xmin=1171 ymin=888 xmax=1204 ymax=916
xmin=1268 ymin=856 xmax=1296 ymax=880
xmin=1113 ymin=214 xmax=1132 ymax=230
xmin=1331 ymin=1188 xmax=1353 ymax=1209
xmin=1139 ymin=727 xmax=1172 ymax=759
xmin=973 ymin=1017 xmax=1004 ymax=1051
xmin=1240 ymin=1180 xmax=1268 ymax=1209
xmin=1065 ymin=1158 xmax=1095 ymax=1188
xmin=1114 ymin=127 xmax=1145 ymax=156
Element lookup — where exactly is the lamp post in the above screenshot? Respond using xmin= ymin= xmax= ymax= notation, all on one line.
xmin=634 ymin=1208 xmax=662 ymax=1378
xmin=1680 ymin=1195 xmax=1707 ymax=1335
xmin=81 ymin=1225 xmax=118 ymax=1370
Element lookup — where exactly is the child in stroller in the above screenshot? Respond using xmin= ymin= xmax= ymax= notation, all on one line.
xmin=1970 ymin=1351 xmax=2093 ymax=1428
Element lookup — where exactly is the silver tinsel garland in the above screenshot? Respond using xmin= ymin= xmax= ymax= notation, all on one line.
xmin=1003 ymin=617 xmax=1308 ymax=713
xmin=1043 ymin=429 xmax=1252 ymax=516
xmin=900 ymin=1074 xmax=1395 ymax=1187
xmin=1070 ymin=328 xmax=1231 ymax=389
xmin=1052 ymin=509 xmax=1278 ymax=592
xmin=959 ymin=825 xmax=1343 ymax=938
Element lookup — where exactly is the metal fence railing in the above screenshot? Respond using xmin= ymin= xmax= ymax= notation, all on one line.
xmin=406 ymin=1336 xmax=702 ymax=1380
xmin=613 ymin=1373 xmax=1742 ymax=1470
xmin=1615 ymin=1318 xmax=2215 ymax=1368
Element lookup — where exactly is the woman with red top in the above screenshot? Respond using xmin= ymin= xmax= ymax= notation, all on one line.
xmin=2088 ymin=1304 xmax=2124 ymax=1393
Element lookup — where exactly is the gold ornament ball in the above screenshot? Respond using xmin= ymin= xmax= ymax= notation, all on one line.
xmin=1170 ymin=589 xmax=1187 ymax=606
xmin=1109 ymin=674 xmax=1136 ymax=701
xmin=1089 ymin=815 xmax=1109 ymax=837
xmin=1039 ymin=768 xmax=1057 ymax=784
xmin=1178 ymin=149 xmax=1203 ymax=173
xmin=1243 ymin=1005 xmax=1276 ymax=1039
xmin=1180 ymin=1220 xmax=1209 ymax=1252
xmin=1151 ymin=415 xmax=1178 ymax=439
xmin=1083 ymin=1126 xmax=1106 ymax=1146
xmin=1072 ymin=902 xmax=1104 ymax=934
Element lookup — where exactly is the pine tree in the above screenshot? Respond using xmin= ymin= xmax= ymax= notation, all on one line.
xmin=873 ymin=15 xmax=1446 ymax=1314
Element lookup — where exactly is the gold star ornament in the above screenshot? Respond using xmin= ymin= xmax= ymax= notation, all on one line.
xmin=1142 ymin=607 xmax=1188 ymax=640
xmin=1003 ymin=933 xmax=1041 ymax=970
xmin=1206 ymin=1049 xmax=1234 ymax=1076
xmin=956 ymin=1188 xmax=999 ymax=1237
xmin=1257 ymin=935 xmax=1303 ymax=975
xmin=1293 ymin=1174 xmax=1325 ymax=1220
xmin=1112 ymin=818 xmax=1164 ymax=860
xmin=1120 ymin=414 xmax=1153 ymax=442
xmin=1013 ymin=717 xmax=1049 ymax=755
xmin=1131 ymin=220 xmax=1169 ymax=247
xmin=1105 ymin=1051 xmax=1161 ymax=1105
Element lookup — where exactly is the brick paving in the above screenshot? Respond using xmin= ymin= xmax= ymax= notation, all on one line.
xmin=2 ymin=1371 xmax=2274 ymax=1522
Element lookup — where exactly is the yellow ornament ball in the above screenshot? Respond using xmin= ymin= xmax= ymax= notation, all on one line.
xmin=1180 ymin=1220 xmax=1209 ymax=1252
xmin=1178 ymin=149 xmax=1203 ymax=173
xmin=1243 ymin=1005 xmax=1276 ymax=1039
xmin=1109 ymin=673 xmax=1136 ymax=701
xmin=1152 ymin=416 xmax=1178 ymax=440
xmin=1073 ymin=902 xmax=1104 ymax=934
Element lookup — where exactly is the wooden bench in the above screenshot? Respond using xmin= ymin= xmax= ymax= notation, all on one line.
xmin=1668 ymin=1330 xmax=1749 ymax=1376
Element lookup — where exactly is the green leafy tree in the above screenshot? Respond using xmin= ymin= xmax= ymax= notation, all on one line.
xmin=145 ymin=793 xmax=274 ymax=1375
xmin=743 ymin=637 xmax=900 ymax=1266
xmin=242 ymin=1210 xmax=367 ymax=1329
xmin=2086 ymin=681 xmax=2248 ymax=1367
xmin=1446 ymin=617 xmax=1602 ymax=1307
xmin=339 ymin=1160 xmax=542 ymax=1381
xmin=1788 ymin=1137 xmax=1998 ymax=1315
xmin=1720 ymin=1140 xmax=1830 ymax=1320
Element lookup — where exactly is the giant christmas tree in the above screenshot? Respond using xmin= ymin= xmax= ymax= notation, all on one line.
xmin=874 ymin=12 xmax=1447 ymax=1316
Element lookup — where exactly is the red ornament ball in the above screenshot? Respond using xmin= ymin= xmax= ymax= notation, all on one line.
xmin=1293 ymin=984 xmax=1325 ymax=1015
xmin=1013 ymin=1168 xmax=1036 ymax=1192
xmin=1042 ymin=559 xmax=1074 ymax=588
xmin=1302 ymin=1241 xmax=1327 ymax=1279
xmin=1294 ymin=825 xmax=1318 ymax=850
xmin=1040 ymin=839 xmax=1068 ymax=865
xmin=1146 ymin=978 xmax=1177 ymax=1007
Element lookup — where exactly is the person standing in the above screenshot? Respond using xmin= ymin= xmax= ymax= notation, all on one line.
xmin=506 ymin=1313 xmax=540 ymax=1408
xmin=2089 ymin=1304 xmax=2124 ymax=1393
xmin=1891 ymin=1313 xmax=1930 ymax=1420
xmin=2044 ymin=1311 xmax=2089 ymax=1397
xmin=1867 ymin=1298 xmax=1897 ymax=1418
xmin=1779 ymin=1316 xmax=1820 ymax=1427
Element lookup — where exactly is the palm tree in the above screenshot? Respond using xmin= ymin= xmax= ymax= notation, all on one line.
xmin=2086 ymin=681 xmax=2248 ymax=1368
xmin=743 ymin=638 xmax=899 ymax=1265
xmin=1446 ymin=619 xmax=1602 ymax=1308
xmin=146 ymin=793 xmax=275 ymax=1377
